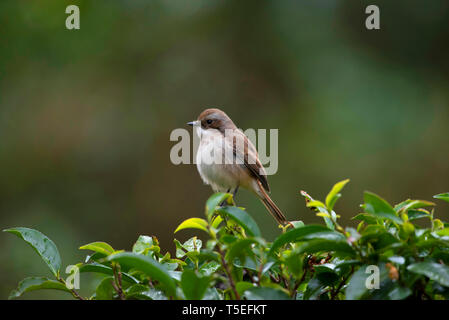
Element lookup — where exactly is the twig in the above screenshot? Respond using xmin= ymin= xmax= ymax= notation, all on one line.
xmin=270 ymin=274 xmax=280 ymax=284
xmin=331 ymin=266 xmax=354 ymax=300
xmin=257 ymin=262 xmax=264 ymax=286
xmin=112 ymin=263 xmax=125 ymax=300
xmin=290 ymin=269 xmax=307 ymax=298
xmin=419 ymin=278 xmax=432 ymax=300
xmin=278 ymin=264 xmax=290 ymax=289
xmin=216 ymin=245 xmax=240 ymax=300
xmin=57 ymin=277 xmax=85 ymax=300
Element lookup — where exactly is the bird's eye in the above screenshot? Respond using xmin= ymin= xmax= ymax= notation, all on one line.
xmin=206 ymin=119 xmax=213 ymax=124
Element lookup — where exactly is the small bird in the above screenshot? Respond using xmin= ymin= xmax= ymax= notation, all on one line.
xmin=187 ymin=108 xmax=288 ymax=225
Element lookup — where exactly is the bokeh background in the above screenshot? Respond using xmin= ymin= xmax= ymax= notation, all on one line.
xmin=1 ymin=0 xmax=448 ymax=299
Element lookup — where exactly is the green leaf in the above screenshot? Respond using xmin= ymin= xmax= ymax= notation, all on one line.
xmin=182 ymin=237 xmax=202 ymax=252
xmin=306 ymin=200 xmax=327 ymax=210
xmin=437 ymin=228 xmax=449 ymax=237
xmin=78 ymin=262 xmax=138 ymax=283
xmin=335 ymin=260 xmax=362 ymax=274
xmin=174 ymin=237 xmax=202 ymax=259
xmin=197 ymin=249 xmax=220 ymax=263
xmin=233 ymin=258 xmax=274 ymax=275
xmin=107 ymin=252 xmax=176 ymax=297
xmin=434 ymin=193 xmax=449 ymax=203
xmin=346 ymin=265 xmax=377 ymax=300
xmin=360 ymin=226 xmax=399 ymax=250
xmin=132 ymin=235 xmax=155 ymax=255
xmin=168 ymin=271 xmax=182 ymax=281
xmin=203 ymin=287 xmax=222 ymax=300
xmin=301 ymin=191 xmax=335 ymax=230
xmin=302 ymin=231 xmax=347 ymax=242
xmin=297 ymin=239 xmax=356 ymax=257
xmin=9 ymin=277 xmax=71 ymax=299
xmin=388 ymin=256 xmax=405 ymax=265
xmin=95 ymin=276 xmax=115 ymax=300
xmin=388 ymin=285 xmax=412 ymax=300
xmin=217 ymin=206 xmax=261 ymax=237
xmin=4 ymin=227 xmax=62 ymax=277
xmin=347 ymin=263 xmax=409 ymax=300
xmin=346 ymin=227 xmax=361 ymax=242
xmin=415 ymin=238 xmax=449 ymax=250
xmin=226 ymin=238 xmax=262 ymax=263
xmin=244 ymin=287 xmax=290 ymax=300
xmin=211 ymin=215 xmax=223 ymax=229
xmin=181 ymin=269 xmax=210 ymax=300
xmin=407 ymin=262 xmax=449 ymax=287
xmin=174 ymin=239 xmax=186 ymax=258
xmin=314 ymin=265 xmax=339 ymax=286
xmin=289 ymin=221 xmax=304 ymax=228
xmin=352 ymin=213 xmax=379 ymax=224
xmin=199 ymin=261 xmax=221 ymax=276
xmin=394 ymin=199 xmax=435 ymax=212
xmin=303 ymin=277 xmax=326 ymax=300
xmin=433 ymin=219 xmax=445 ymax=230
xmin=316 ymin=212 xmax=330 ymax=218
xmin=432 ymin=250 xmax=449 ymax=265
xmin=236 ymin=281 xmax=255 ymax=296
xmin=79 ymin=241 xmax=115 ymax=256
xmin=285 ymin=252 xmax=304 ymax=277
xmin=325 ymin=179 xmax=350 ymax=211
xmin=408 ymin=209 xmax=430 ymax=221
xmin=205 ymin=193 xmax=232 ymax=219
xmin=85 ymin=252 xmax=107 ymax=263
xmin=363 ymin=192 xmax=403 ymax=225
xmin=269 ymin=225 xmax=330 ymax=255
xmin=401 ymin=221 xmax=415 ymax=236
xmin=125 ymin=284 xmax=167 ymax=300
xmin=175 ymin=218 xmax=209 ymax=234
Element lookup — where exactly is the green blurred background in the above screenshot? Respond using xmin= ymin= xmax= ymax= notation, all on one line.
xmin=1 ymin=0 xmax=448 ymax=299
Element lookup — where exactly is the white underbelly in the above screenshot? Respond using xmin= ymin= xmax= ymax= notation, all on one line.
xmin=195 ymin=131 xmax=240 ymax=192
xmin=197 ymin=162 xmax=240 ymax=192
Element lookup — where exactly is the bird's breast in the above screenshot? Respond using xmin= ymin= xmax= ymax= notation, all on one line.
xmin=195 ymin=130 xmax=242 ymax=192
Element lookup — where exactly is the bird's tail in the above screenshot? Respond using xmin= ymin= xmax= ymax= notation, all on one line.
xmin=256 ymin=180 xmax=288 ymax=225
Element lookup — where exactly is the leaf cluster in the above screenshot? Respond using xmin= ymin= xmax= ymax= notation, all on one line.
xmin=4 ymin=182 xmax=449 ymax=300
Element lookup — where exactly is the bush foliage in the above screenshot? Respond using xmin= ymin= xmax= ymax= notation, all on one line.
xmin=4 ymin=180 xmax=449 ymax=300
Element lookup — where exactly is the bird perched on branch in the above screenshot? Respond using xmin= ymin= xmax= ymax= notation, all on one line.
xmin=187 ymin=108 xmax=287 ymax=225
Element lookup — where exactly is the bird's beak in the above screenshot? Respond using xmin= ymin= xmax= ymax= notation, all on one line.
xmin=187 ymin=120 xmax=199 ymax=126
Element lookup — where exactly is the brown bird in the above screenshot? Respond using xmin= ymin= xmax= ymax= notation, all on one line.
xmin=187 ymin=108 xmax=288 ymax=225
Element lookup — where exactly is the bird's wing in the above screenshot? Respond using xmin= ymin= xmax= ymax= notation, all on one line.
xmin=227 ymin=129 xmax=270 ymax=192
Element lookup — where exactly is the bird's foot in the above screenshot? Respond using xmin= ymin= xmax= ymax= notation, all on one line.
xmin=219 ymin=200 xmax=227 ymax=207
xmin=220 ymin=189 xmax=232 ymax=207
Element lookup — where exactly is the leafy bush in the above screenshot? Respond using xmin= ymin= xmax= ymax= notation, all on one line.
xmin=4 ymin=180 xmax=449 ymax=300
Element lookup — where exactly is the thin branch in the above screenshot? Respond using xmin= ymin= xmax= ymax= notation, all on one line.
xmin=331 ymin=266 xmax=354 ymax=300
xmin=290 ymin=269 xmax=307 ymax=298
xmin=257 ymin=262 xmax=264 ymax=286
xmin=57 ymin=277 xmax=85 ymax=300
xmin=112 ymin=263 xmax=125 ymax=300
xmin=216 ymin=245 xmax=240 ymax=300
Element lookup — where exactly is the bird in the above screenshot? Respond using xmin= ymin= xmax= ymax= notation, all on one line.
xmin=187 ymin=108 xmax=288 ymax=225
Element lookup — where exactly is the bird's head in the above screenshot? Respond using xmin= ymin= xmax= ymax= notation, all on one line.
xmin=187 ymin=108 xmax=236 ymax=133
